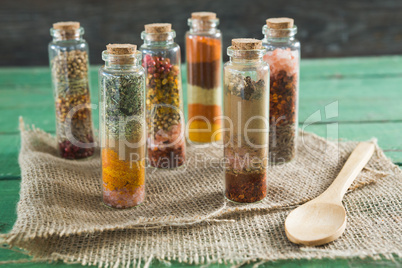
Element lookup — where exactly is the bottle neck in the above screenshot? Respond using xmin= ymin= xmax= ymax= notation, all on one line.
xmin=262 ymin=25 xmax=297 ymax=43
xmin=188 ymin=19 xmax=219 ymax=34
xmin=227 ymin=47 xmax=265 ymax=64
xmin=230 ymin=57 xmax=264 ymax=64
xmin=141 ymin=31 xmax=176 ymax=46
xmin=143 ymin=38 xmax=174 ymax=46
xmin=51 ymin=27 xmax=84 ymax=42
xmin=102 ymin=51 xmax=142 ymax=70
xmin=104 ymin=61 xmax=138 ymax=70
xmin=264 ymin=36 xmax=295 ymax=43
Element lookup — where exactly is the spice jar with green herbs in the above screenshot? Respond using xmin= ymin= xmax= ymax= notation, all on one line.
xmin=48 ymin=21 xmax=94 ymax=159
xmin=262 ymin=17 xmax=300 ymax=164
xmin=140 ymin=23 xmax=185 ymax=169
xmin=99 ymin=44 xmax=146 ymax=209
xmin=223 ymin=39 xmax=270 ymax=203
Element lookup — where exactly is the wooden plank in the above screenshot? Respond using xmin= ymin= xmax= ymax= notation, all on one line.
xmin=0 ymin=134 xmax=20 ymax=177
xmin=1 ymin=55 xmax=402 ymax=85
xmin=2 ymin=75 xmax=402 ymax=133
xmin=0 ymin=180 xmax=19 ymax=233
xmin=300 ymin=56 xmax=402 ymax=78
xmin=304 ymin=122 xmax=402 ymax=163
xmin=298 ymin=76 xmax=402 ymax=122
xmin=1 ymin=64 xmax=402 ymax=133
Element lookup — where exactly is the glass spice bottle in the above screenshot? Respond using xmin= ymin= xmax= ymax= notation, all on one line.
xmin=223 ymin=39 xmax=270 ymax=203
xmin=186 ymin=12 xmax=222 ymax=143
xmin=48 ymin=21 xmax=95 ymax=159
xmin=140 ymin=23 xmax=185 ymax=169
xmin=99 ymin=44 xmax=146 ymax=209
xmin=262 ymin=18 xmax=300 ymax=164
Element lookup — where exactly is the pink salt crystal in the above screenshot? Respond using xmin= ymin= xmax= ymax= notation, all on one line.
xmin=149 ymin=123 xmax=184 ymax=149
xmin=264 ymin=48 xmax=299 ymax=77
xmin=103 ymin=185 xmax=145 ymax=208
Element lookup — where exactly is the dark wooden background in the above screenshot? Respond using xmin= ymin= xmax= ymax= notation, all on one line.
xmin=1 ymin=0 xmax=402 ymax=66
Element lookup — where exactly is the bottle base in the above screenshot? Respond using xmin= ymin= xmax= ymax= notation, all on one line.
xmin=224 ymin=194 xmax=266 ymax=204
xmin=101 ymin=200 xmax=144 ymax=210
xmin=269 ymin=155 xmax=296 ymax=165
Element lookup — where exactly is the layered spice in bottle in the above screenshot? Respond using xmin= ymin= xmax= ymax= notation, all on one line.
xmin=186 ymin=12 xmax=222 ymax=143
xmin=262 ymin=18 xmax=300 ymax=164
xmin=223 ymin=39 xmax=270 ymax=203
xmin=140 ymin=23 xmax=185 ymax=168
xmin=99 ymin=44 xmax=146 ymax=208
xmin=49 ymin=21 xmax=94 ymax=159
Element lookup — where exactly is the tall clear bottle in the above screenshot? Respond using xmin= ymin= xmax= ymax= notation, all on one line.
xmin=262 ymin=18 xmax=300 ymax=164
xmin=186 ymin=12 xmax=222 ymax=143
xmin=99 ymin=44 xmax=146 ymax=209
xmin=223 ymin=39 xmax=270 ymax=203
xmin=140 ymin=23 xmax=185 ymax=168
xmin=48 ymin=21 xmax=94 ymax=159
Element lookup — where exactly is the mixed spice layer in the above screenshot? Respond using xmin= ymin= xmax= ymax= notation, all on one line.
xmin=187 ymin=35 xmax=222 ymax=143
xmin=52 ymin=49 xmax=94 ymax=159
xmin=224 ymin=73 xmax=269 ymax=203
xmin=143 ymin=54 xmax=185 ymax=168
xmin=264 ymin=48 xmax=299 ymax=163
xmin=100 ymin=70 xmax=146 ymax=209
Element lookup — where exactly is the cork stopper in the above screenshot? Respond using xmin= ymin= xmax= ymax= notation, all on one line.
xmin=232 ymin=38 xmax=262 ymax=50
xmin=191 ymin=12 xmax=217 ymax=20
xmin=53 ymin=21 xmax=80 ymax=30
xmin=105 ymin=44 xmax=137 ymax=65
xmin=52 ymin=21 xmax=81 ymax=40
xmin=266 ymin=18 xmax=294 ymax=29
xmin=144 ymin=23 xmax=172 ymax=34
xmin=106 ymin=44 xmax=137 ymax=55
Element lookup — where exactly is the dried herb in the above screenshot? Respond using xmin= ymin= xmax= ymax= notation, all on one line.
xmin=52 ymin=49 xmax=94 ymax=159
xmin=102 ymin=74 xmax=145 ymax=142
xmin=226 ymin=74 xmax=265 ymax=101
xmin=270 ymin=123 xmax=296 ymax=163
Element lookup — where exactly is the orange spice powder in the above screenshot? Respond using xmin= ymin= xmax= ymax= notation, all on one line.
xmin=186 ymin=35 xmax=221 ymax=63
xmin=186 ymin=35 xmax=222 ymax=143
xmin=102 ymin=147 xmax=145 ymax=193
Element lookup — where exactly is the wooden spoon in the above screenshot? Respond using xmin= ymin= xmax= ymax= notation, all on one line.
xmin=285 ymin=142 xmax=375 ymax=246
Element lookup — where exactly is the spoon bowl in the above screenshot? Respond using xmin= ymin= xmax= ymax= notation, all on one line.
xmin=284 ymin=142 xmax=375 ymax=246
xmin=285 ymin=202 xmax=346 ymax=246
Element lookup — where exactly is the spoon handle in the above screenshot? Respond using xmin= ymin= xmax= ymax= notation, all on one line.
xmin=318 ymin=142 xmax=375 ymax=203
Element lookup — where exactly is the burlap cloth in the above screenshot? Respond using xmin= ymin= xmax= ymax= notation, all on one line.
xmin=1 ymin=119 xmax=401 ymax=267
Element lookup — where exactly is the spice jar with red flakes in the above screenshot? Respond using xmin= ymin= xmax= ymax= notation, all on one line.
xmin=262 ymin=17 xmax=300 ymax=164
xmin=140 ymin=23 xmax=185 ymax=169
xmin=223 ymin=39 xmax=270 ymax=203
xmin=48 ymin=21 xmax=95 ymax=159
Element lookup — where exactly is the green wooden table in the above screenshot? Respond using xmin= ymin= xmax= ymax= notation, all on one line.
xmin=1 ymin=56 xmax=401 ymax=267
